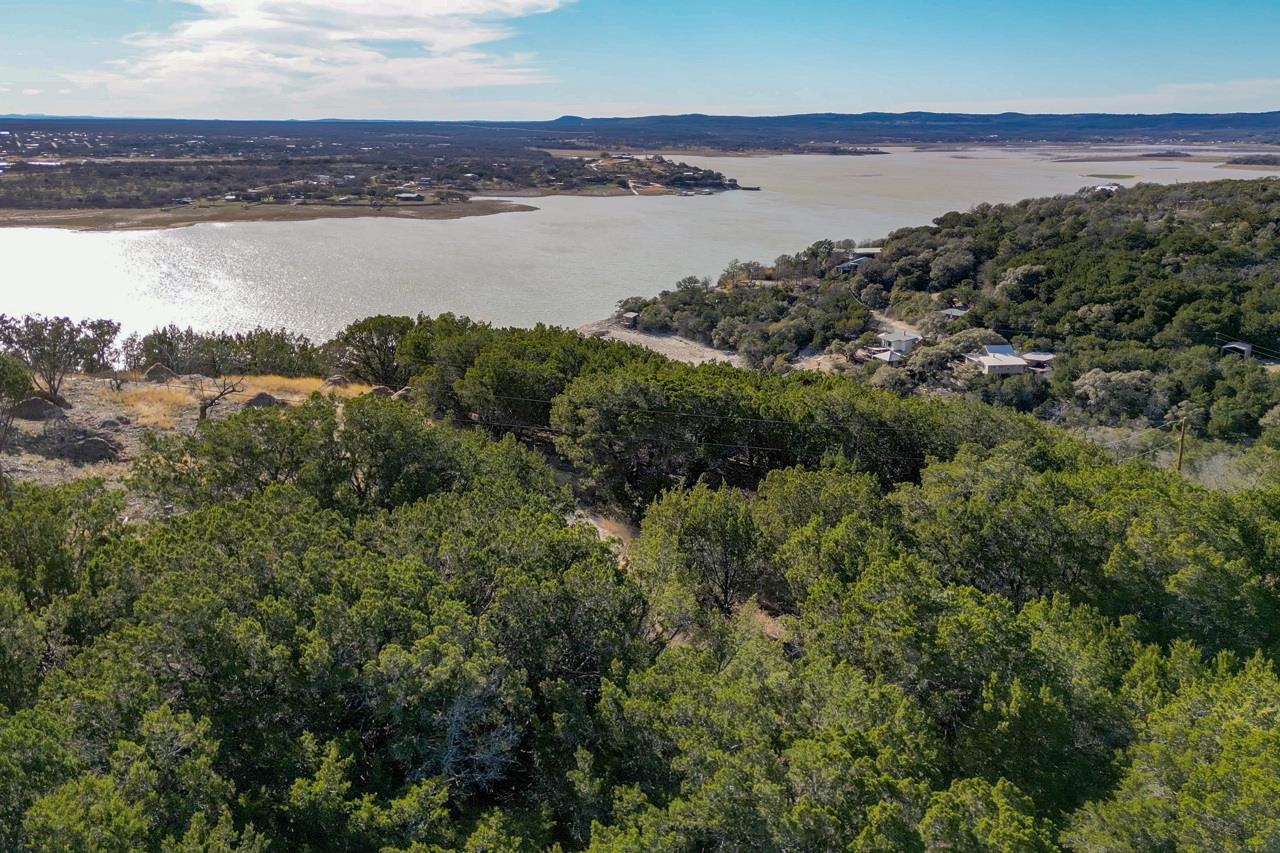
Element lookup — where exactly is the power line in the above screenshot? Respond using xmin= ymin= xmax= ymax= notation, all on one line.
xmin=1214 ymin=332 xmax=1280 ymax=362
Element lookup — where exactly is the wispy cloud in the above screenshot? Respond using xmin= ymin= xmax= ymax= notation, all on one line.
xmin=901 ymin=79 xmax=1280 ymax=114
xmin=71 ymin=0 xmax=571 ymax=117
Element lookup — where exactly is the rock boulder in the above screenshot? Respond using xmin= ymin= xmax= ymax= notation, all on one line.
xmin=13 ymin=397 xmax=65 ymax=421
xmin=243 ymin=392 xmax=284 ymax=409
xmin=68 ymin=437 xmax=120 ymax=465
xmin=143 ymin=363 xmax=178 ymax=383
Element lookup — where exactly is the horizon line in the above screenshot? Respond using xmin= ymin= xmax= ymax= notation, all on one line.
xmin=4 ymin=108 xmax=1280 ymax=124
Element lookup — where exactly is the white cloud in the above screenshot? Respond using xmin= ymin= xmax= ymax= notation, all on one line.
xmin=21 ymin=89 xmax=41 ymax=96
xmin=70 ymin=0 xmax=571 ymax=117
xmin=899 ymin=78 xmax=1280 ymax=115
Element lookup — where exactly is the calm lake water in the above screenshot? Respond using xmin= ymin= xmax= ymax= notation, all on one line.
xmin=1 ymin=146 xmax=1272 ymax=338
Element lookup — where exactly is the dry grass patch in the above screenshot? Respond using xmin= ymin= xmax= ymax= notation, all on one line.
xmin=115 ymin=385 xmax=197 ymax=428
xmin=237 ymin=375 xmax=373 ymax=401
xmin=88 ymin=374 xmax=373 ymax=429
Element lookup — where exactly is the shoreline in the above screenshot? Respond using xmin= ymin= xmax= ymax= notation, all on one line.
xmin=0 ymin=182 xmax=740 ymax=233
xmin=577 ymin=318 xmax=745 ymax=367
xmin=0 ymin=198 xmax=539 ymax=232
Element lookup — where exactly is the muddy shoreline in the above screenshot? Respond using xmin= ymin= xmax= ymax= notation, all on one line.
xmin=0 ymin=198 xmax=538 ymax=232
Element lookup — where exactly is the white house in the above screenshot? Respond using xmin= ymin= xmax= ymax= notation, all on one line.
xmin=395 ymin=192 xmax=425 ymax=202
xmin=962 ymin=343 xmax=1033 ymax=375
xmin=977 ymin=353 xmax=1029 ymax=375
xmin=877 ymin=331 xmax=920 ymax=355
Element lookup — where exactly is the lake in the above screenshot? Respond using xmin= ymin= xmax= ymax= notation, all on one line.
xmin=0 ymin=146 xmax=1272 ymax=339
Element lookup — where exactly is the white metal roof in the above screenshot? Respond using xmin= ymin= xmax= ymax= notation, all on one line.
xmin=978 ymin=354 xmax=1028 ymax=368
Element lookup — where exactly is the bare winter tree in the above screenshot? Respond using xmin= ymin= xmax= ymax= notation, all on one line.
xmin=194 ymin=375 xmax=245 ymax=421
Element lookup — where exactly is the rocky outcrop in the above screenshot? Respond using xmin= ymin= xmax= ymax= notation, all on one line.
xmin=368 ymin=385 xmax=395 ymax=397
xmin=68 ymin=437 xmax=121 ymax=465
xmin=143 ymin=363 xmax=178 ymax=383
xmin=13 ymin=397 xmax=66 ymax=421
xmin=391 ymin=387 xmax=416 ymax=403
xmin=322 ymin=374 xmax=351 ymax=389
xmin=243 ymin=392 xmax=284 ymax=409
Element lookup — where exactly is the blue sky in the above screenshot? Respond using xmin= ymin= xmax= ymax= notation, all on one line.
xmin=2 ymin=0 xmax=1278 ymax=119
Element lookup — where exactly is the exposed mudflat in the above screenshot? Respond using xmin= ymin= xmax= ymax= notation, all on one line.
xmin=0 ymin=199 xmax=535 ymax=231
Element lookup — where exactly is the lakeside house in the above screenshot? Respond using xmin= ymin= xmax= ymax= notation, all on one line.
xmin=834 ymin=258 xmax=868 ymax=274
xmin=395 ymin=192 xmax=425 ymax=202
xmin=877 ymin=331 xmax=920 ymax=355
xmin=976 ymin=353 xmax=1030 ymax=375
xmin=961 ymin=343 xmax=1058 ymax=376
xmin=862 ymin=330 xmax=921 ymax=367
xmin=620 ymin=311 xmax=640 ymax=329
xmin=833 ymin=248 xmax=882 ymax=276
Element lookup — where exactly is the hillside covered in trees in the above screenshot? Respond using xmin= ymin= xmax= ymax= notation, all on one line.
xmin=623 ymin=178 xmax=1280 ymax=442
xmin=3 ymin=311 xmax=1280 ymax=849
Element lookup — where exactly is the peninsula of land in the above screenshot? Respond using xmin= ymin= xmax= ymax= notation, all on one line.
xmin=4 ymin=110 xmax=1279 ymax=231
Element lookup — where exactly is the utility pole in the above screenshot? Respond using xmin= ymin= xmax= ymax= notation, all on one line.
xmin=1176 ymin=419 xmax=1188 ymax=473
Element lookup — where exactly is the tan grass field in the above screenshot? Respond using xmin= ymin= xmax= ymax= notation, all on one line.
xmin=94 ymin=374 xmax=374 ymax=428
xmin=112 ymin=384 xmax=196 ymax=428
xmin=237 ymin=375 xmax=373 ymax=400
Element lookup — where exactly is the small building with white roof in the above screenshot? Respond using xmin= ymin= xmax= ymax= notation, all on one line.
xmin=877 ymin=331 xmax=921 ymax=355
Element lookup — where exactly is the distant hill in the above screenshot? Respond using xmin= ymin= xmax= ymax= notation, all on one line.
xmin=3 ymin=110 xmax=1280 ymax=151
xmin=533 ymin=110 xmax=1280 ymax=147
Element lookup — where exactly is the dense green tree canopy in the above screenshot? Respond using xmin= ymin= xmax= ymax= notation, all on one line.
xmin=4 ymin=300 xmax=1280 ymax=849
